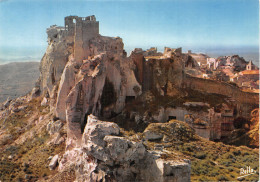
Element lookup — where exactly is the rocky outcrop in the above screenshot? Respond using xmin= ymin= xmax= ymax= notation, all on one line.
xmin=49 ymin=154 xmax=59 ymax=170
xmin=39 ymin=26 xmax=72 ymax=99
xmin=216 ymin=55 xmax=247 ymax=71
xmin=46 ymin=120 xmax=64 ymax=135
xmin=184 ymin=75 xmax=259 ymax=107
xmin=143 ymin=120 xmax=198 ymax=143
xmin=131 ymin=47 xmax=184 ymax=95
xmin=37 ymin=16 xmax=142 ymax=148
xmin=56 ymin=43 xmax=141 ymax=148
xmin=59 ymin=115 xmax=191 ymax=182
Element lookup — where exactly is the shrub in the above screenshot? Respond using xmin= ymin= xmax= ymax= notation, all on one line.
xmin=210 ymin=171 xmax=219 ymax=177
xmin=194 ymin=152 xmax=206 ymax=159
xmin=233 ymin=150 xmax=241 ymax=156
xmin=217 ymin=175 xmax=229 ymax=181
xmin=199 ymin=176 xmax=209 ymax=181
xmin=228 ymin=167 xmax=233 ymax=172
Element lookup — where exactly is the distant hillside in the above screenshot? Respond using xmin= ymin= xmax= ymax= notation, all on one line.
xmin=0 ymin=62 xmax=40 ymax=103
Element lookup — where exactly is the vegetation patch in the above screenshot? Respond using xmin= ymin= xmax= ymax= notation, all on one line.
xmin=142 ymin=121 xmax=259 ymax=181
xmin=0 ymin=97 xmax=65 ymax=181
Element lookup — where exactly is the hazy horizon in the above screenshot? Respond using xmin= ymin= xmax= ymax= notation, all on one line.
xmin=0 ymin=1 xmax=259 ymax=49
xmin=0 ymin=0 xmax=259 ymax=65
xmin=0 ymin=45 xmax=258 ymax=65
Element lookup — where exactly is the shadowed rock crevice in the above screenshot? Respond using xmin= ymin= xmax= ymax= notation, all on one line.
xmin=100 ymin=78 xmax=117 ymax=117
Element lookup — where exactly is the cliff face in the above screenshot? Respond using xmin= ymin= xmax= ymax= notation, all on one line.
xmin=39 ymin=16 xmax=144 ymax=148
xmin=35 ymin=15 xmax=192 ymax=181
xmin=38 ymin=16 xmax=187 ymax=148
xmin=57 ymin=41 xmax=141 ymax=147
xmin=183 ymin=75 xmax=259 ymax=117
xmin=39 ymin=25 xmax=72 ymax=98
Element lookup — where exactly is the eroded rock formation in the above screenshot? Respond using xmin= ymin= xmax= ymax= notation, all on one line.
xmin=35 ymin=15 xmax=193 ymax=181
xmin=60 ymin=115 xmax=191 ymax=182
xmin=34 ymin=15 xmax=259 ymax=181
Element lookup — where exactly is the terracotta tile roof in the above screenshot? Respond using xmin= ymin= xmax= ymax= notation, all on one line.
xmin=241 ymin=70 xmax=259 ymax=75
xmin=222 ymin=69 xmax=234 ymax=77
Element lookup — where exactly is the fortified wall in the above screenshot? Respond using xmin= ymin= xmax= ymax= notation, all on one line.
xmin=183 ymin=75 xmax=259 ymax=117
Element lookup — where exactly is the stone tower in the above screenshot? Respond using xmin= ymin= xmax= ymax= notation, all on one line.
xmin=65 ymin=15 xmax=99 ymax=63
xmin=246 ymin=60 xmax=253 ymax=70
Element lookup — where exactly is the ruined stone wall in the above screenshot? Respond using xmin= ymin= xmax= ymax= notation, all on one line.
xmin=193 ymin=126 xmax=210 ymax=140
xmin=89 ymin=36 xmax=124 ymax=57
xmin=65 ymin=15 xmax=98 ymax=36
xmin=183 ymin=75 xmax=259 ymax=106
xmin=130 ymin=50 xmax=145 ymax=86
xmin=189 ymin=53 xmax=208 ymax=64
xmin=144 ymin=57 xmax=183 ymax=96
xmin=131 ymin=47 xmax=184 ymax=95
xmin=65 ymin=16 xmax=99 ymax=63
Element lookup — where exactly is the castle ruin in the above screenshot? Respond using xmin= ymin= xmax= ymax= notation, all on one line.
xmin=40 ymin=14 xmax=258 ymax=149
xmin=47 ymin=15 xmax=99 ymax=63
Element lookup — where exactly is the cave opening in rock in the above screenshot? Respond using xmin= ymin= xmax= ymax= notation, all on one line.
xmin=168 ymin=116 xmax=176 ymax=121
xmin=100 ymin=78 xmax=116 ymax=117
xmin=81 ymin=113 xmax=89 ymax=133
xmin=125 ymin=96 xmax=135 ymax=104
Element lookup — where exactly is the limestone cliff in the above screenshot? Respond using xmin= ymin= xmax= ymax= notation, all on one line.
xmin=35 ymin=15 xmax=192 ymax=181
xmin=38 ymin=16 xmax=140 ymax=142
xmin=38 ymin=15 xmax=189 ymax=148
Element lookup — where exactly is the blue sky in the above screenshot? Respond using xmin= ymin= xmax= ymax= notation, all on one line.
xmin=0 ymin=0 xmax=259 ymax=62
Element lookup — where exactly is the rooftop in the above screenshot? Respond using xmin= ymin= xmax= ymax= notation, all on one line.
xmin=240 ymin=70 xmax=259 ymax=75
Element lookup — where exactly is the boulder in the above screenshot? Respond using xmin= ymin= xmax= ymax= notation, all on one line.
xmin=49 ymin=154 xmax=59 ymax=170
xmin=46 ymin=120 xmax=64 ymax=135
xmin=81 ymin=115 xmax=120 ymax=162
xmin=143 ymin=130 xmax=163 ymax=141
xmin=103 ymin=135 xmax=146 ymax=164
xmin=30 ymin=87 xmax=40 ymax=99
xmin=41 ymin=97 xmax=48 ymax=106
